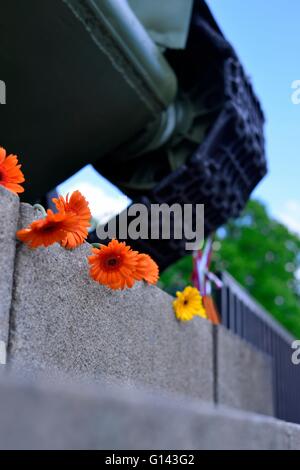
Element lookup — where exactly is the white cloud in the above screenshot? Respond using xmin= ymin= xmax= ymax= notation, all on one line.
xmin=59 ymin=181 xmax=130 ymax=225
xmin=276 ymin=200 xmax=300 ymax=236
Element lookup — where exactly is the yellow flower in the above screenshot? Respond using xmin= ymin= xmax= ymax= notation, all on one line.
xmin=173 ymin=286 xmax=207 ymax=322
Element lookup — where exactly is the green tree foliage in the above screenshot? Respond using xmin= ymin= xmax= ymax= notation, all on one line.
xmin=159 ymin=200 xmax=300 ymax=337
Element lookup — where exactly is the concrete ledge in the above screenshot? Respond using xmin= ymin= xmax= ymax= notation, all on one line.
xmin=0 ymin=186 xmax=19 ymax=351
xmin=286 ymin=423 xmax=300 ymax=450
xmin=0 ymin=371 xmax=299 ymax=450
xmin=0 ymin=195 xmax=279 ymax=418
xmin=8 ymin=203 xmax=214 ymax=401
xmin=216 ymin=325 xmax=274 ymax=416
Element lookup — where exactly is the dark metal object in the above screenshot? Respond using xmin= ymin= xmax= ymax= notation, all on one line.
xmin=0 ymin=0 xmax=176 ymax=203
xmin=1 ymin=0 xmax=266 ymax=271
xmin=217 ymin=272 xmax=300 ymax=425
xmin=97 ymin=0 xmax=267 ymax=270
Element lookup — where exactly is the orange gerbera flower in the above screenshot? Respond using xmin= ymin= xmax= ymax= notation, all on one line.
xmin=88 ymin=239 xmax=139 ymax=290
xmin=0 ymin=147 xmax=25 ymax=194
xmin=16 ymin=209 xmax=78 ymax=248
xmin=53 ymin=190 xmax=91 ymax=249
xmin=133 ymin=253 xmax=159 ymax=285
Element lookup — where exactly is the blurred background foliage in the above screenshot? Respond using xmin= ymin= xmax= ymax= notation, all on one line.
xmin=159 ymin=200 xmax=300 ymax=337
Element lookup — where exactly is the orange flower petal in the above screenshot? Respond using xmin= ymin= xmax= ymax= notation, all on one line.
xmin=133 ymin=253 xmax=159 ymax=285
xmin=16 ymin=210 xmax=74 ymax=249
xmin=0 ymin=147 xmax=6 ymax=163
xmin=53 ymin=190 xmax=91 ymax=249
xmin=88 ymin=239 xmax=138 ymax=290
xmin=0 ymin=148 xmax=25 ymax=194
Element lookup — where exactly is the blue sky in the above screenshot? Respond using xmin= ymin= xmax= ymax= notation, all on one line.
xmin=207 ymin=0 xmax=300 ymax=234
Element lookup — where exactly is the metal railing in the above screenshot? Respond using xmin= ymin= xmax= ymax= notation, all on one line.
xmin=216 ymin=271 xmax=300 ymax=424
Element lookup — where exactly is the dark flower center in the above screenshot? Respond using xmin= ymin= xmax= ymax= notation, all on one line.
xmin=106 ymin=256 xmax=120 ymax=268
xmin=183 ymin=300 xmax=188 ymax=305
xmin=41 ymin=222 xmax=59 ymax=233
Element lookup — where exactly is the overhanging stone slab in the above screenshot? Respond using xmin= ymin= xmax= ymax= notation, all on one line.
xmin=0 ymin=371 xmax=298 ymax=450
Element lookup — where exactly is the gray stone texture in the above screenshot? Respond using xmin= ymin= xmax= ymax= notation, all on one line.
xmin=8 ymin=203 xmax=214 ymax=401
xmin=216 ymin=325 xmax=274 ymax=416
xmin=0 ymin=196 xmax=281 ymax=424
xmin=283 ymin=422 xmax=300 ymax=450
xmin=0 ymin=370 xmax=299 ymax=450
xmin=0 ymin=186 xmax=19 ymax=345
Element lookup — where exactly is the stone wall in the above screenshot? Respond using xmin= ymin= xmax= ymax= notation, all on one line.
xmin=0 ymin=185 xmax=274 ymax=415
xmin=0 ymin=186 xmax=19 ymax=363
xmin=216 ymin=326 xmax=274 ymax=415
